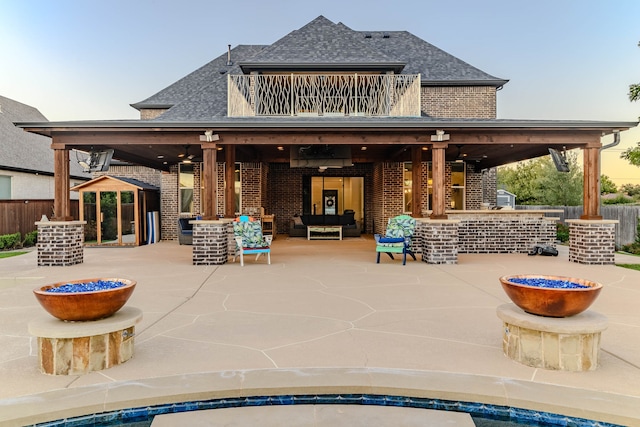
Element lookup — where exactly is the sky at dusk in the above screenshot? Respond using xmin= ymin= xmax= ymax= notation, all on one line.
xmin=1 ymin=0 xmax=639 ymax=184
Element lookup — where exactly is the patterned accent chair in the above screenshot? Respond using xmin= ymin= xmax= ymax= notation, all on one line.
xmin=374 ymin=214 xmax=417 ymax=265
xmin=232 ymin=216 xmax=273 ymax=266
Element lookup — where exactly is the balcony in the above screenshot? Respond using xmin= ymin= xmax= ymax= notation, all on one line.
xmin=228 ymin=73 xmax=421 ymax=118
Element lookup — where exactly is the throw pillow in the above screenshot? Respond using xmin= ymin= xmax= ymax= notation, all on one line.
xmin=293 ymin=216 xmax=304 ymax=226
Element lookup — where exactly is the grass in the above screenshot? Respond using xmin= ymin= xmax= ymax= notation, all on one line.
xmin=0 ymin=251 xmax=27 ymax=259
xmin=617 ymin=264 xmax=640 ymax=271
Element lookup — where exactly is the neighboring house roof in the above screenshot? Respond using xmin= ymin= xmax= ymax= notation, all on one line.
xmin=0 ymin=95 xmax=88 ymax=179
xmin=131 ymin=15 xmax=507 ymax=121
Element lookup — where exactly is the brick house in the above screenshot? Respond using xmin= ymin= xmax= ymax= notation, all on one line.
xmin=17 ymin=16 xmax=635 ymax=265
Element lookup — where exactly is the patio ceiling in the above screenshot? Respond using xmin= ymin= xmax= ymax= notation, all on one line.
xmin=19 ymin=120 xmax=635 ymax=171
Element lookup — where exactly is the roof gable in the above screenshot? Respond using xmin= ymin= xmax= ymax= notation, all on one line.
xmin=238 ymin=16 xmax=404 ymax=73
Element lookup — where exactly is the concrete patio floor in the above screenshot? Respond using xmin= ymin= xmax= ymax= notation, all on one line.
xmin=1 ymin=236 xmax=639 ymax=426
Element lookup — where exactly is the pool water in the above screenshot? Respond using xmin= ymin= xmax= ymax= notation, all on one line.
xmin=33 ymin=394 xmax=623 ymax=427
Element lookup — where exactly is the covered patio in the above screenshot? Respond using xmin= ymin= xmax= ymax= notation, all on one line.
xmin=18 ymin=118 xmax=635 ymax=266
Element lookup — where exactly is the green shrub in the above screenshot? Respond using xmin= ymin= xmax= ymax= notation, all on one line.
xmin=621 ymin=216 xmax=640 ymax=254
xmin=22 ymin=230 xmax=37 ymax=247
xmin=556 ymin=223 xmax=569 ymax=243
xmin=603 ymin=195 xmax=635 ymax=204
xmin=621 ymin=242 xmax=640 ymax=255
xmin=0 ymin=233 xmax=22 ymax=250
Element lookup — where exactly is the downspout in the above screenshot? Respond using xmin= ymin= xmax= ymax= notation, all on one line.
xmin=598 ymin=130 xmax=620 ymax=215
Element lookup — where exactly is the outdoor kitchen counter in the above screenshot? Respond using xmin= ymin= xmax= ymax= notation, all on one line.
xmin=421 ymin=210 xmax=561 ymax=254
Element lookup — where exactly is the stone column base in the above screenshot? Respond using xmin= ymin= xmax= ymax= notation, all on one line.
xmin=567 ymin=219 xmax=618 ymax=265
xmin=28 ymin=307 xmax=142 ymax=375
xmin=419 ymin=219 xmax=459 ymax=264
xmin=35 ymin=221 xmax=86 ymax=266
xmin=496 ymin=304 xmax=607 ymax=371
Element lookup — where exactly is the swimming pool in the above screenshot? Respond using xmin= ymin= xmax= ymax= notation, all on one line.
xmin=33 ymin=394 xmax=623 ymax=427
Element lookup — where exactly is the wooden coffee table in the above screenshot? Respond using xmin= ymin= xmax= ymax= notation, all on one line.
xmin=307 ymin=225 xmax=342 ymax=240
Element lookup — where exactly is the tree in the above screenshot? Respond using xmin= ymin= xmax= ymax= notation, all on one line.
xmin=497 ymin=152 xmax=583 ymax=205
xmin=497 ymin=158 xmax=546 ymax=204
xmin=623 ymin=41 xmax=640 ymax=165
xmin=537 ymin=151 xmax=583 ymax=205
xmin=600 ymin=175 xmax=618 ymax=194
xmin=630 ymin=84 xmax=640 ymax=102
xmin=621 ymin=142 xmax=640 ymax=167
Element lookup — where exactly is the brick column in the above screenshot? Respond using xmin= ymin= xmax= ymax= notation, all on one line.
xmin=36 ymin=221 xmax=85 ymax=266
xmin=420 ymin=219 xmax=459 ymax=264
xmin=567 ymin=219 xmax=617 ymax=265
xmin=192 ymin=220 xmax=230 ymax=265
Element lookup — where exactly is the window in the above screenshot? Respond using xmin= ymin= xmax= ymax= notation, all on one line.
xmin=234 ymin=162 xmax=241 ymax=214
xmin=451 ymin=162 xmax=465 ymax=210
xmin=0 ymin=175 xmax=10 ymax=199
xmin=179 ymin=164 xmax=194 ymax=214
xmin=403 ymin=162 xmax=412 ymax=213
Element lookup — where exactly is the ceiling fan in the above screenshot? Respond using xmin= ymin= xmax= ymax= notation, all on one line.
xmin=178 ymin=145 xmax=195 ymax=163
xmin=455 ymin=144 xmax=486 ymax=163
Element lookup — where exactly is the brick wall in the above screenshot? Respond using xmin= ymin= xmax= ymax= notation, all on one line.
xmin=379 ymin=162 xmax=404 ymax=234
xmin=421 ymin=86 xmax=497 ymax=118
xmin=95 ymin=165 xmax=162 ymax=188
xmin=454 ymin=214 xmax=556 ymax=253
xmin=482 ymin=168 xmax=497 ymax=206
xmin=465 ymin=163 xmax=482 ymax=210
xmin=372 ymin=163 xmax=384 ymax=234
xmin=161 ymin=166 xmax=178 ymax=240
xmin=240 ymin=162 xmax=262 ymax=216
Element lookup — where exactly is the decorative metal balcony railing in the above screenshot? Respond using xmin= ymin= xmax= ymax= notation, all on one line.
xmin=228 ymin=73 xmax=421 ymax=118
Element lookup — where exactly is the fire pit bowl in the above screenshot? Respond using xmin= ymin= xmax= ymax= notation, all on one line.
xmin=33 ymin=278 xmax=136 ymax=321
xmin=499 ymin=274 xmax=602 ymax=317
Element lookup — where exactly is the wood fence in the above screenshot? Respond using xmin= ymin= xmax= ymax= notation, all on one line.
xmin=517 ymin=205 xmax=640 ymax=248
xmin=0 ymin=200 xmax=79 ymax=237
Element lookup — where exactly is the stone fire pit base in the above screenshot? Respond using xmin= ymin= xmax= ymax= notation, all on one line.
xmin=28 ymin=306 xmax=142 ymax=375
xmin=496 ymin=304 xmax=608 ymax=371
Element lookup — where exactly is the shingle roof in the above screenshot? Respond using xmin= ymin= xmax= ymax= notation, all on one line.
xmin=0 ymin=95 xmax=88 ymax=178
xmin=361 ymin=31 xmax=506 ymax=85
xmin=238 ymin=16 xmax=404 ymax=72
xmin=133 ymin=16 xmax=507 ymax=121
xmin=131 ymin=45 xmax=266 ymax=110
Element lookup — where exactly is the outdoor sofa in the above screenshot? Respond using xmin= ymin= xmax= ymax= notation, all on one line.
xmin=289 ymin=210 xmax=360 ymax=237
